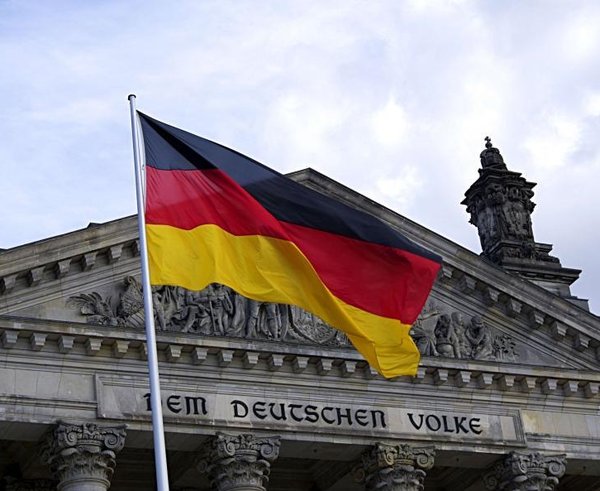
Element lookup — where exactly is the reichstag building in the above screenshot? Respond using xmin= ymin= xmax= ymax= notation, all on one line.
xmin=1 ymin=140 xmax=599 ymax=490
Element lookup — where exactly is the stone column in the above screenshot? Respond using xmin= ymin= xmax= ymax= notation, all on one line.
xmin=40 ymin=421 xmax=127 ymax=491
xmin=353 ymin=442 xmax=435 ymax=491
xmin=482 ymin=451 xmax=567 ymax=491
xmin=197 ymin=432 xmax=280 ymax=491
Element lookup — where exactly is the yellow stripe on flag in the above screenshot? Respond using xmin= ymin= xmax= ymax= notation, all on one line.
xmin=146 ymin=223 xmax=420 ymax=377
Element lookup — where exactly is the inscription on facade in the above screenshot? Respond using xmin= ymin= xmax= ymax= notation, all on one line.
xmin=96 ymin=377 xmax=525 ymax=445
xmin=407 ymin=413 xmax=482 ymax=435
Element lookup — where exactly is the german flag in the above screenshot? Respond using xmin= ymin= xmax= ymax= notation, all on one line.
xmin=139 ymin=112 xmax=442 ymax=378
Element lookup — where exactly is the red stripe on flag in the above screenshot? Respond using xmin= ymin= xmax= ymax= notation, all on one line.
xmin=146 ymin=166 xmax=439 ymax=321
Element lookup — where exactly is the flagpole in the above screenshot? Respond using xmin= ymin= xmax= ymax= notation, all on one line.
xmin=128 ymin=94 xmax=171 ymax=491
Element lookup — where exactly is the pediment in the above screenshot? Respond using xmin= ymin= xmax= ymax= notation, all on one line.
xmin=1 ymin=170 xmax=599 ymax=373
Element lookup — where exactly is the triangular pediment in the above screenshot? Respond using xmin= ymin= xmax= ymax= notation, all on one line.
xmin=1 ymin=169 xmax=598 ymax=373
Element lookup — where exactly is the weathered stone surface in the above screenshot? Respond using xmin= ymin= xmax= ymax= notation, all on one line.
xmin=483 ymin=451 xmax=566 ymax=491
xmin=462 ymin=138 xmax=582 ymax=301
xmin=411 ymin=302 xmax=518 ymax=361
xmin=40 ymin=421 xmax=126 ymax=491
xmin=68 ymin=277 xmax=351 ymax=348
xmin=197 ymin=432 xmax=280 ymax=491
xmin=353 ymin=442 xmax=435 ymax=491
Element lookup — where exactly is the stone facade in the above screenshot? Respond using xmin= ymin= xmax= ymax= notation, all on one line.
xmin=1 ymin=151 xmax=599 ymax=490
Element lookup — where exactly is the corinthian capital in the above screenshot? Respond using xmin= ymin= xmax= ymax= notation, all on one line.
xmin=40 ymin=421 xmax=127 ymax=491
xmin=483 ymin=451 xmax=566 ymax=491
xmin=198 ymin=432 xmax=280 ymax=491
xmin=353 ymin=443 xmax=435 ymax=491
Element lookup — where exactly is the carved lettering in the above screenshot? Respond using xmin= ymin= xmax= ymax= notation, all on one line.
xmin=321 ymin=407 xmax=336 ymax=424
xmin=137 ymin=393 xmax=489 ymax=438
xmin=408 ymin=413 xmax=424 ymax=430
xmin=185 ymin=396 xmax=207 ymax=415
xmin=336 ymin=407 xmax=352 ymax=426
xmin=289 ymin=404 xmax=304 ymax=422
xmin=269 ymin=402 xmax=287 ymax=421
xmin=407 ymin=412 xmax=484 ymax=435
xmin=231 ymin=399 xmax=249 ymax=418
xmin=304 ymin=405 xmax=319 ymax=423
xmin=371 ymin=410 xmax=386 ymax=429
xmin=454 ymin=416 xmax=469 ymax=434
xmin=355 ymin=409 xmax=369 ymax=427
xmin=253 ymin=401 xmax=267 ymax=420
xmin=470 ymin=418 xmax=482 ymax=434
xmin=426 ymin=414 xmax=441 ymax=431
xmin=144 ymin=392 xmax=207 ymax=416
xmin=167 ymin=395 xmax=181 ymax=414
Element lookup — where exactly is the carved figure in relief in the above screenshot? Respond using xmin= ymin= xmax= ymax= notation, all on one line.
xmin=150 ymin=285 xmax=183 ymax=331
xmin=206 ymin=284 xmax=234 ymax=335
xmin=182 ymin=289 xmax=211 ymax=333
xmin=411 ymin=324 xmax=438 ymax=356
xmin=476 ymin=206 xmax=498 ymax=251
xmin=247 ymin=300 xmax=282 ymax=339
xmin=450 ymin=312 xmax=471 ymax=359
xmin=117 ymin=276 xmax=144 ymax=321
xmin=433 ymin=314 xmax=456 ymax=357
xmin=66 ymin=278 xmax=353 ymax=349
xmin=465 ymin=316 xmax=494 ymax=360
xmin=409 ymin=303 xmax=439 ymax=356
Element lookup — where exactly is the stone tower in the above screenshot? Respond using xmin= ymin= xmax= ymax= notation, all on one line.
xmin=462 ymin=137 xmax=587 ymax=309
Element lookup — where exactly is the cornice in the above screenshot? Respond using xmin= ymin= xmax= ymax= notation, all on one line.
xmin=0 ymin=216 xmax=139 ymax=298
xmin=1 ymin=315 xmax=599 ymax=404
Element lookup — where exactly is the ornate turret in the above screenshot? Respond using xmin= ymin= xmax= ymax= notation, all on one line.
xmin=462 ymin=138 xmax=587 ymax=309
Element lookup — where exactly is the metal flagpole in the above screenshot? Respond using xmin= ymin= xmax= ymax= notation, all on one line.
xmin=128 ymin=94 xmax=171 ymax=491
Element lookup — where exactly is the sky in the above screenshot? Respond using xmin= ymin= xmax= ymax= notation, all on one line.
xmin=1 ymin=0 xmax=599 ymax=313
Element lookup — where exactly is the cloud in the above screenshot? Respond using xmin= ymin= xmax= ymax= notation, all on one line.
xmin=523 ymin=112 xmax=582 ymax=170
xmin=370 ymin=98 xmax=410 ymax=148
xmin=1 ymin=0 xmax=599 ymax=312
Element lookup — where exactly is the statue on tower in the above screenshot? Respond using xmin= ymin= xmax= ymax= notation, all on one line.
xmin=480 ymin=136 xmax=508 ymax=170
xmin=462 ymin=137 xmax=543 ymax=263
xmin=461 ymin=138 xmax=583 ymax=304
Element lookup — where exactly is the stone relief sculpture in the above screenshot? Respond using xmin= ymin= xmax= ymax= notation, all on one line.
xmin=68 ymin=277 xmax=350 ymax=348
xmin=410 ymin=302 xmax=518 ymax=362
xmin=69 ymin=278 xmax=519 ymax=361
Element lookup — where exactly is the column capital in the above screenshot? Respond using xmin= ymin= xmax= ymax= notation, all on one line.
xmin=198 ymin=432 xmax=280 ymax=491
xmin=40 ymin=421 xmax=127 ymax=491
xmin=353 ymin=442 xmax=435 ymax=491
xmin=483 ymin=451 xmax=567 ymax=491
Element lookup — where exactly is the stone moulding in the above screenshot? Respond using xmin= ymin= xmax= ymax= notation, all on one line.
xmin=2 ymin=242 xmax=599 ymax=367
xmin=1 ymin=319 xmax=600 ymax=399
xmin=0 ymin=238 xmax=139 ymax=298
xmin=64 ymin=275 xmax=599 ymax=367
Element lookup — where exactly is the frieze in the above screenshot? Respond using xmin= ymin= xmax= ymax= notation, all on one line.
xmin=410 ymin=302 xmax=519 ymax=362
xmin=68 ymin=278 xmax=520 ymax=361
xmin=68 ymin=277 xmax=351 ymax=348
